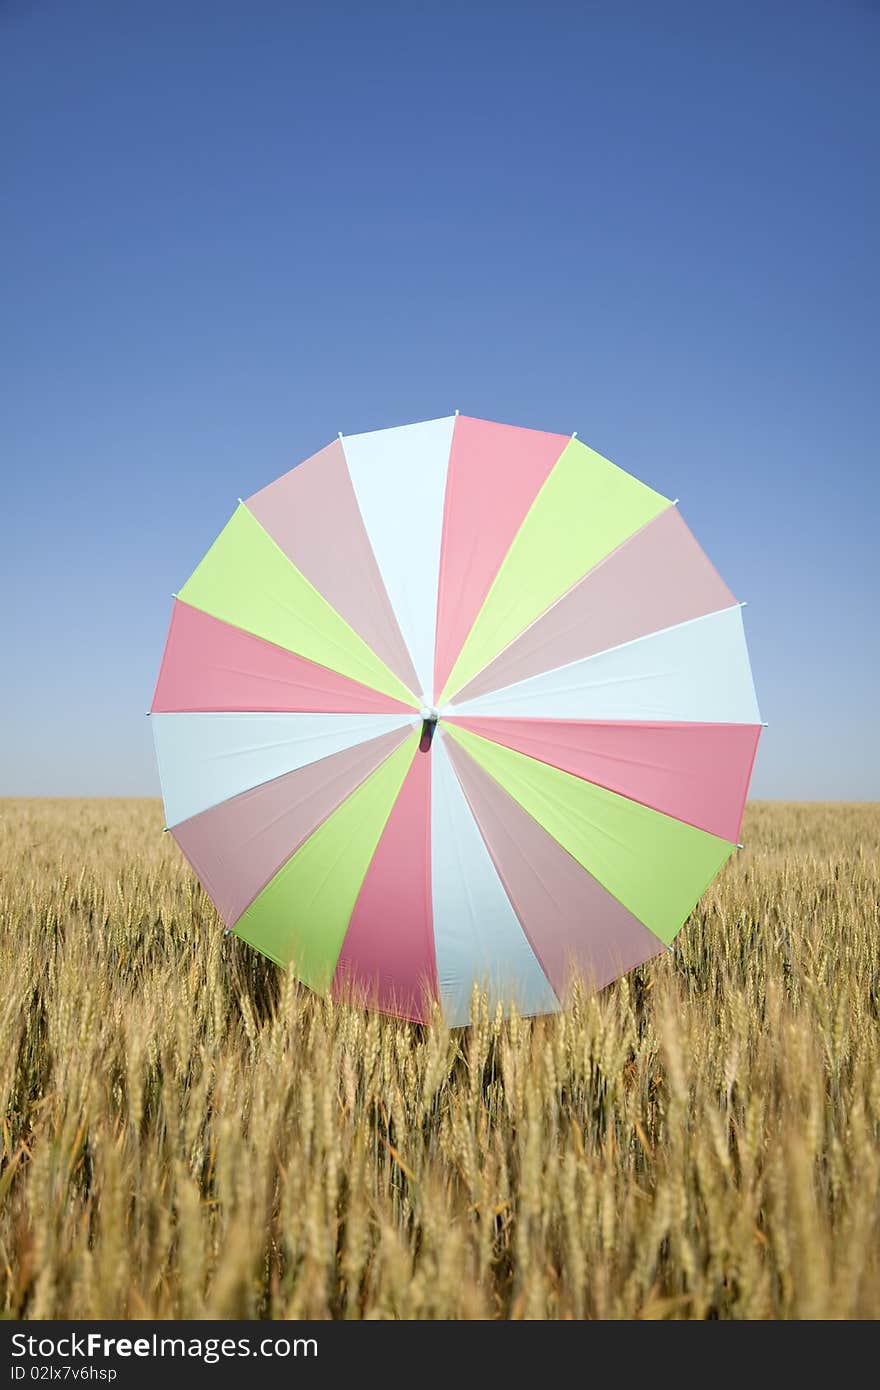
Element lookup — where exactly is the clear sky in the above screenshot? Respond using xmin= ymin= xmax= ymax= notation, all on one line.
xmin=2 ymin=0 xmax=877 ymax=799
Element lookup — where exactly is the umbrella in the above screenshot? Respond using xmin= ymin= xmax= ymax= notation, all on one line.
xmin=151 ymin=414 xmax=761 ymax=1024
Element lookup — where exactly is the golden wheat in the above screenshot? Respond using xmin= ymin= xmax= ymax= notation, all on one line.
xmin=1 ymin=797 xmax=878 ymax=1319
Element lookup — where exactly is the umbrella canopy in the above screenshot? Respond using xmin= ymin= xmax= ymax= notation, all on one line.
xmin=151 ymin=415 xmax=761 ymax=1024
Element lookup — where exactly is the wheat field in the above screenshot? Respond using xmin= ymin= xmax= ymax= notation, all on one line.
xmin=1 ymin=798 xmax=878 ymax=1319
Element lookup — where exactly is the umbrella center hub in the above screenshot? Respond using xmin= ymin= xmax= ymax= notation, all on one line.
xmin=418 ymin=706 xmax=440 ymax=753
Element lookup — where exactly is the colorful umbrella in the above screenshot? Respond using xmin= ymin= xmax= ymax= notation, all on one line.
xmin=151 ymin=415 xmax=761 ymax=1024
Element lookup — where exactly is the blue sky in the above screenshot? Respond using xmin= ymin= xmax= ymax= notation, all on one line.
xmin=2 ymin=0 xmax=877 ymax=798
